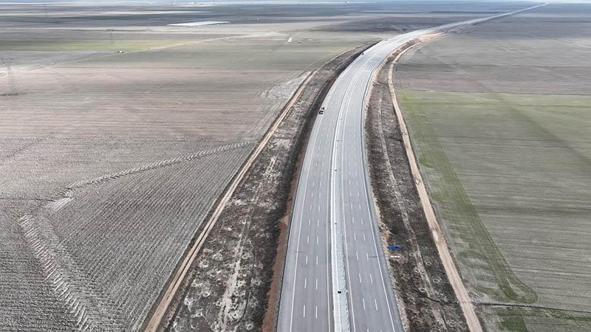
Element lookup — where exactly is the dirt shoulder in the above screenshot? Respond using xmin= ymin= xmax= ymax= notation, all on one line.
xmin=160 ymin=44 xmax=372 ymax=332
xmin=365 ymin=51 xmax=469 ymax=331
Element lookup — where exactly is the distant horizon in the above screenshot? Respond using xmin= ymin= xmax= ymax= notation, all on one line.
xmin=2 ymin=0 xmax=591 ymax=5
xmin=0 ymin=0 xmax=582 ymax=4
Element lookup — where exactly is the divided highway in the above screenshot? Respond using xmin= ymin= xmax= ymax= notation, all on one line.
xmin=278 ymin=4 xmax=545 ymax=332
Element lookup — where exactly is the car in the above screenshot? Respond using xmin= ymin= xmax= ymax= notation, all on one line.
xmin=319 ymin=106 xmax=325 ymax=114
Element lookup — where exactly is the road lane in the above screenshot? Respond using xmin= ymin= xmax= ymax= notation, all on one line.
xmin=278 ymin=4 xmax=545 ymax=331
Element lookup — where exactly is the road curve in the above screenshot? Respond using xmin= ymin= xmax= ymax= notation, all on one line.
xmin=278 ymin=4 xmax=545 ymax=332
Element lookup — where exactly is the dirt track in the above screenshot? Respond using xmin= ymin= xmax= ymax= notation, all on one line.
xmin=365 ymin=38 xmax=490 ymax=330
xmin=387 ymin=45 xmax=481 ymax=331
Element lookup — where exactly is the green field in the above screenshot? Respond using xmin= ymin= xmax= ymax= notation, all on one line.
xmin=396 ymin=4 xmax=591 ymax=331
xmin=399 ymin=90 xmax=591 ymax=331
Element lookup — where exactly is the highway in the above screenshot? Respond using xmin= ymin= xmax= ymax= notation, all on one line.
xmin=278 ymin=4 xmax=545 ymax=332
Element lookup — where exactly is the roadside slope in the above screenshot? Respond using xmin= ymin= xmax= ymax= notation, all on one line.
xmin=161 ymin=45 xmax=370 ymax=332
xmin=366 ymin=51 xmax=469 ymax=331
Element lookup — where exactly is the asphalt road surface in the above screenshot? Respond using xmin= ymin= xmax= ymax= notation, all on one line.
xmin=278 ymin=4 xmax=544 ymax=332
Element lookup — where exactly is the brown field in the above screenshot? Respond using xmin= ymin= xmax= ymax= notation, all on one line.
xmin=0 ymin=5 xmax=357 ymax=330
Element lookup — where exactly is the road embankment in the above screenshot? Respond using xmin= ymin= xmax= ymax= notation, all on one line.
xmin=366 ymin=45 xmax=472 ymax=331
xmin=148 ymin=43 xmax=374 ymax=332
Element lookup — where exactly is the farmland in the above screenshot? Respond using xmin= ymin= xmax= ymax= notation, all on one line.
xmin=395 ymin=3 xmax=591 ymax=331
xmin=168 ymin=45 xmax=372 ymax=332
xmin=0 ymin=5 xmax=358 ymax=330
xmin=1 ymin=2 xmax=526 ymax=330
xmin=0 ymin=1 xmax=556 ymax=330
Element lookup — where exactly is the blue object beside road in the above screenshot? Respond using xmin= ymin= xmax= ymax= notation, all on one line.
xmin=388 ymin=245 xmax=402 ymax=252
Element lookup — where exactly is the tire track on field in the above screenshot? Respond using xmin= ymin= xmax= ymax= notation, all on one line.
xmin=18 ymin=214 xmax=125 ymax=331
xmin=144 ymin=69 xmax=318 ymax=331
xmin=46 ymin=146 xmax=252 ymax=330
xmin=67 ymin=142 xmax=251 ymax=190
xmin=16 ymin=142 xmax=254 ymax=330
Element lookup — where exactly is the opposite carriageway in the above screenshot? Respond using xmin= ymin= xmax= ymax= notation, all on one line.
xmin=278 ymin=3 xmax=546 ymax=332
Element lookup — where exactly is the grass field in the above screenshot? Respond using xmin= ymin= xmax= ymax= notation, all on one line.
xmin=396 ymin=4 xmax=591 ymax=331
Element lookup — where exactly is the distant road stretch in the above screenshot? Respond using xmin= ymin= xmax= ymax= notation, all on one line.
xmin=278 ymin=4 xmax=545 ymax=332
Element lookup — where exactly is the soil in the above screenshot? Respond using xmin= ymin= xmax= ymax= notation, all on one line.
xmin=365 ymin=52 xmax=469 ymax=331
xmin=163 ymin=44 xmax=373 ymax=332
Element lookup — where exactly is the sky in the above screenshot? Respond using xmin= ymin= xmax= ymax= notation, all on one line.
xmin=1 ymin=0 xmax=590 ymax=4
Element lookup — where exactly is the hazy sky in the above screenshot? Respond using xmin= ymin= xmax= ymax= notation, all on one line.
xmin=1 ymin=0 xmax=589 ymax=4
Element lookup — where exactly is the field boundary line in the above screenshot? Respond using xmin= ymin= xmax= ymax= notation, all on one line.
xmin=387 ymin=43 xmax=484 ymax=332
xmin=68 ymin=142 xmax=250 ymax=190
xmin=144 ymin=69 xmax=316 ymax=332
xmin=478 ymin=302 xmax=591 ymax=315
